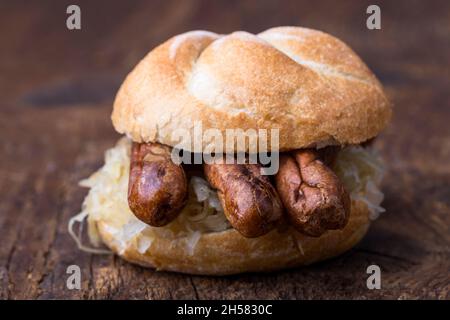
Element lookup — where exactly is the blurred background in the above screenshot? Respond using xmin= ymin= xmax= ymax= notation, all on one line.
xmin=0 ymin=0 xmax=449 ymax=299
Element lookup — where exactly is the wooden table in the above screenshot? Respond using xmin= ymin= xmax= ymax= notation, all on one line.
xmin=1 ymin=0 xmax=449 ymax=299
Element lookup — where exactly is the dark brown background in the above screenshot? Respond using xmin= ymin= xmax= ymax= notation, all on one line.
xmin=0 ymin=0 xmax=449 ymax=299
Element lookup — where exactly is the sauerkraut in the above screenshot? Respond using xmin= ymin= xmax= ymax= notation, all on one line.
xmin=69 ymin=138 xmax=385 ymax=255
xmin=334 ymin=145 xmax=385 ymax=220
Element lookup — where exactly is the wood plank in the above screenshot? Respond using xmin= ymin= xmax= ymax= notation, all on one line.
xmin=0 ymin=0 xmax=449 ymax=299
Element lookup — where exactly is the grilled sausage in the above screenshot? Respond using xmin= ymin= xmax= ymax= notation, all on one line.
xmin=275 ymin=149 xmax=350 ymax=237
xmin=128 ymin=142 xmax=188 ymax=226
xmin=204 ymin=162 xmax=283 ymax=237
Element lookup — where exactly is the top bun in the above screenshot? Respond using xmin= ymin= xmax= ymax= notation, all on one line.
xmin=112 ymin=26 xmax=391 ymax=152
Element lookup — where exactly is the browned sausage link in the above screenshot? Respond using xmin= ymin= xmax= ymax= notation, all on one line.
xmin=128 ymin=142 xmax=188 ymax=227
xmin=275 ymin=149 xmax=350 ymax=237
xmin=204 ymin=162 xmax=283 ymax=238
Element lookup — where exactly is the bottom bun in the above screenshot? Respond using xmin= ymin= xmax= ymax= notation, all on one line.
xmin=72 ymin=138 xmax=385 ymax=275
xmin=97 ymin=200 xmax=370 ymax=275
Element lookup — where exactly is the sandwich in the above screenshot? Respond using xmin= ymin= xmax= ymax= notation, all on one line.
xmin=70 ymin=26 xmax=391 ymax=275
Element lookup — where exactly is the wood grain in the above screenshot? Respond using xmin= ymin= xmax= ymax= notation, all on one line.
xmin=0 ymin=0 xmax=449 ymax=299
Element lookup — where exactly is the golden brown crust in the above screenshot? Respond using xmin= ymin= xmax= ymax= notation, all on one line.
xmin=97 ymin=199 xmax=370 ymax=275
xmin=112 ymin=26 xmax=391 ymax=152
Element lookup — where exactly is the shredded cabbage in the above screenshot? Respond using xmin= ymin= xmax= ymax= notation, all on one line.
xmin=334 ymin=145 xmax=385 ymax=220
xmin=68 ymin=138 xmax=385 ymax=255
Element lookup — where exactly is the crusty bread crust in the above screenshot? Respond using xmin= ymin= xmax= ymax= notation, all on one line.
xmin=97 ymin=199 xmax=370 ymax=275
xmin=112 ymin=26 xmax=391 ymax=152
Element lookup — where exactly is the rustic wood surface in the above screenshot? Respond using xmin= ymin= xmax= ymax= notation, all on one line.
xmin=0 ymin=0 xmax=449 ymax=299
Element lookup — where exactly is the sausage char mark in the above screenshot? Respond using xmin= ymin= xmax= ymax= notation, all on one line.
xmin=204 ymin=162 xmax=283 ymax=238
xmin=275 ymin=149 xmax=350 ymax=237
xmin=128 ymin=142 xmax=188 ymax=227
